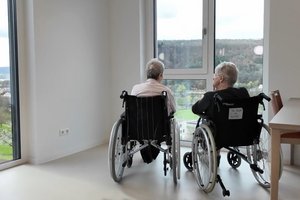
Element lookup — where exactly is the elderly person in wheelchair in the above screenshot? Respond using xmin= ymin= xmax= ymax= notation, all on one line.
xmin=183 ymin=62 xmax=281 ymax=196
xmin=131 ymin=58 xmax=176 ymax=164
xmin=108 ymin=58 xmax=180 ymax=184
xmin=192 ymin=62 xmax=249 ymax=164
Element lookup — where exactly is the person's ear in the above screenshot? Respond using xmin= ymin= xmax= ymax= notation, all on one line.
xmin=219 ymin=75 xmax=224 ymax=83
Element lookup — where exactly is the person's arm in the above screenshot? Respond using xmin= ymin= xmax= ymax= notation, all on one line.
xmin=131 ymin=85 xmax=138 ymax=95
xmin=168 ymin=91 xmax=176 ymax=113
xmin=192 ymin=92 xmax=213 ymax=115
xmin=240 ymin=87 xmax=250 ymax=97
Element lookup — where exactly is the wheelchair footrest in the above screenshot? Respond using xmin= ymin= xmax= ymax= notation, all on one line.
xmin=217 ymin=175 xmax=230 ymax=197
xmin=250 ymin=164 xmax=263 ymax=174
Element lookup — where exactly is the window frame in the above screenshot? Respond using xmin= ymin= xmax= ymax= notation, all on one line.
xmin=151 ymin=0 xmax=210 ymax=76
xmin=8 ymin=0 xmax=21 ymax=160
xmin=152 ymin=0 xmax=215 ymax=89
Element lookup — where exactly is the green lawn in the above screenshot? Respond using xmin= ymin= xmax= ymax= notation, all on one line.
xmin=0 ymin=144 xmax=13 ymax=161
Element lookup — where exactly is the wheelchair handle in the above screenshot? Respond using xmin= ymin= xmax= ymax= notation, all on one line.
xmin=120 ymin=90 xmax=128 ymax=108
xmin=259 ymin=92 xmax=271 ymax=102
xmin=120 ymin=90 xmax=128 ymax=99
xmin=258 ymin=92 xmax=271 ymax=111
xmin=161 ymin=91 xmax=167 ymax=97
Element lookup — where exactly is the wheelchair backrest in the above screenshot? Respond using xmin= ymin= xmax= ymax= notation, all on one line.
xmin=212 ymin=94 xmax=263 ymax=148
xmin=121 ymin=91 xmax=170 ymax=142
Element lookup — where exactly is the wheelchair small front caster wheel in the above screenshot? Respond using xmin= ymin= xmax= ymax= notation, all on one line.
xmin=227 ymin=151 xmax=241 ymax=169
xmin=183 ymin=152 xmax=193 ymax=171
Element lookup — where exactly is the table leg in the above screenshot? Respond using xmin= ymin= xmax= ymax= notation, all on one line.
xmin=270 ymin=129 xmax=281 ymax=200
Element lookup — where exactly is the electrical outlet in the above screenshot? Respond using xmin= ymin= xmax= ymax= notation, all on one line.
xmin=59 ymin=128 xmax=70 ymax=136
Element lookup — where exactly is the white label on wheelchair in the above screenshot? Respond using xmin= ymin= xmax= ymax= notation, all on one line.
xmin=228 ymin=107 xmax=243 ymax=119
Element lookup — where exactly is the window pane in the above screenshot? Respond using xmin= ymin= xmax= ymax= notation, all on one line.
xmin=163 ymin=79 xmax=206 ymax=141
xmin=0 ymin=0 xmax=20 ymax=164
xmin=156 ymin=0 xmax=203 ymax=70
xmin=0 ymin=0 xmax=12 ymax=163
xmin=215 ymin=0 xmax=264 ymax=96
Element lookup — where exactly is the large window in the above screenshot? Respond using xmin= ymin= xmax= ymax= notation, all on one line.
xmin=155 ymin=0 xmax=209 ymax=142
xmin=156 ymin=0 xmax=206 ymax=74
xmin=0 ymin=0 xmax=20 ymax=165
xmin=215 ymin=0 xmax=264 ymax=96
xmin=154 ymin=0 xmax=264 ymax=142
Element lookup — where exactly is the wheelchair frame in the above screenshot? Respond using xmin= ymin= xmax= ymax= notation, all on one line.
xmin=108 ymin=91 xmax=180 ymax=184
xmin=183 ymin=93 xmax=283 ymax=196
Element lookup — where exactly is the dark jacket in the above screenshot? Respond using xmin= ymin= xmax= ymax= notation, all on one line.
xmin=192 ymin=87 xmax=250 ymax=120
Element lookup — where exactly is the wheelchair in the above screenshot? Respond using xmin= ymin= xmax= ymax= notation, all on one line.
xmin=183 ymin=93 xmax=283 ymax=196
xmin=108 ymin=90 xmax=180 ymax=184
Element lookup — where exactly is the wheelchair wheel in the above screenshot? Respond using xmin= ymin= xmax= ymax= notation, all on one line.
xmin=108 ymin=119 xmax=127 ymax=182
xmin=227 ymin=150 xmax=241 ymax=169
xmin=171 ymin=118 xmax=180 ymax=184
xmin=246 ymin=123 xmax=283 ymax=188
xmin=192 ymin=124 xmax=217 ymax=193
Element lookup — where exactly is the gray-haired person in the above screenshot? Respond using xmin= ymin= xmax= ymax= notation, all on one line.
xmin=192 ymin=61 xmax=250 ymax=166
xmin=131 ymin=58 xmax=176 ymax=163
xmin=131 ymin=58 xmax=176 ymax=114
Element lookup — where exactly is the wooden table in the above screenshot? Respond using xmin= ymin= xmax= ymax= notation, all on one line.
xmin=269 ymin=98 xmax=300 ymax=200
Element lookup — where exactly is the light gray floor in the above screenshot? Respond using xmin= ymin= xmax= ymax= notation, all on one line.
xmin=0 ymin=145 xmax=299 ymax=200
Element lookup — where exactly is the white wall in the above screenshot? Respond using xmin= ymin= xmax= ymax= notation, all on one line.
xmin=20 ymin=0 xmax=111 ymax=164
xmin=268 ymin=0 xmax=300 ymax=99
xmin=268 ymin=0 xmax=300 ymax=165
xmin=109 ymin=0 xmax=144 ymax=121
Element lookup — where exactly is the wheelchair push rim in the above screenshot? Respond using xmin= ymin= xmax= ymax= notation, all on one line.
xmin=192 ymin=124 xmax=217 ymax=193
xmin=246 ymin=123 xmax=283 ymax=188
xmin=108 ymin=119 xmax=127 ymax=182
xmin=171 ymin=118 xmax=181 ymax=184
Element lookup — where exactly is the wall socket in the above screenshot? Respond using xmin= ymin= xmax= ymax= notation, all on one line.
xmin=59 ymin=128 xmax=70 ymax=136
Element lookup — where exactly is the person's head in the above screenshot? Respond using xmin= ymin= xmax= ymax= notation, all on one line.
xmin=146 ymin=58 xmax=164 ymax=82
xmin=213 ymin=62 xmax=238 ymax=90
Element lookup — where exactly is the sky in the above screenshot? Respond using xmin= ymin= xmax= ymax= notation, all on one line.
xmin=157 ymin=0 xmax=264 ymax=40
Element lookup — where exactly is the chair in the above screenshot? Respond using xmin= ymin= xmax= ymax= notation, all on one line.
xmin=108 ymin=90 xmax=180 ymax=184
xmin=183 ymin=93 xmax=282 ymax=196
xmin=270 ymin=90 xmax=300 ymax=165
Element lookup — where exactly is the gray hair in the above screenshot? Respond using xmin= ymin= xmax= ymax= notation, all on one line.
xmin=146 ymin=58 xmax=164 ymax=80
xmin=215 ymin=62 xmax=238 ymax=86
